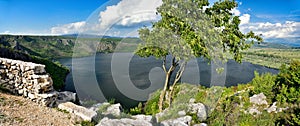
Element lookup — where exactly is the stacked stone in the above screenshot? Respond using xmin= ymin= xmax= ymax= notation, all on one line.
xmin=0 ymin=57 xmax=57 ymax=107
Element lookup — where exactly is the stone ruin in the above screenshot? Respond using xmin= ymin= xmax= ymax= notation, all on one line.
xmin=0 ymin=57 xmax=57 ymax=107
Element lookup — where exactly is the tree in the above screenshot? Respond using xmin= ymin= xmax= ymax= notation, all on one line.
xmin=136 ymin=0 xmax=262 ymax=112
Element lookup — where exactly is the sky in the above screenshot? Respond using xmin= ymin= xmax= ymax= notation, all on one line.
xmin=0 ymin=0 xmax=300 ymax=40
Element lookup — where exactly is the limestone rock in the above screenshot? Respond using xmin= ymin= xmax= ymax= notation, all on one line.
xmin=189 ymin=98 xmax=196 ymax=104
xmin=250 ymin=93 xmax=268 ymax=106
xmin=57 ymin=91 xmax=78 ymax=104
xmin=132 ymin=114 xmax=153 ymax=123
xmin=267 ymin=102 xmax=277 ymax=113
xmin=178 ymin=110 xmax=186 ymax=117
xmin=89 ymin=102 xmax=107 ymax=112
xmin=97 ymin=117 xmax=152 ymax=126
xmin=160 ymin=116 xmax=192 ymax=126
xmin=0 ymin=58 xmax=57 ymax=107
xmin=248 ymin=106 xmax=262 ymax=115
xmin=103 ymin=103 xmax=122 ymax=117
xmin=188 ymin=103 xmax=207 ymax=121
xmin=58 ymin=102 xmax=97 ymax=121
xmin=193 ymin=123 xmax=208 ymax=126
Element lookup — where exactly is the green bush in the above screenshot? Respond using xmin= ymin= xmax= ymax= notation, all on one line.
xmin=274 ymin=60 xmax=300 ymax=104
xmin=249 ymin=71 xmax=276 ymax=102
xmin=273 ymin=60 xmax=300 ymax=125
xmin=129 ymin=102 xmax=143 ymax=115
xmin=144 ymin=90 xmax=161 ymax=115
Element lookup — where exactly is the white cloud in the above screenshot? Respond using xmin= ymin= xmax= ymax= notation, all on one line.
xmin=51 ymin=21 xmax=86 ymax=34
xmin=230 ymin=8 xmax=250 ymax=25
xmin=239 ymin=14 xmax=250 ymax=25
xmin=230 ymin=8 xmax=241 ymax=16
xmin=98 ymin=0 xmax=162 ymax=28
xmin=49 ymin=0 xmax=162 ymax=35
xmin=240 ymin=21 xmax=300 ymax=38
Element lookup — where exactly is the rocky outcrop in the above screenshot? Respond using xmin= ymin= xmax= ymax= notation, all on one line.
xmin=0 ymin=58 xmax=57 ymax=107
xmin=250 ymin=93 xmax=268 ymax=106
xmin=102 ymin=103 xmax=123 ymax=117
xmin=57 ymin=91 xmax=78 ymax=104
xmin=97 ymin=117 xmax=153 ymax=126
xmin=58 ymin=102 xmax=97 ymax=122
xmin=188 ymin=102 xmax=207 ymax=122
xmin=160 ymin=116 xmax=192 ymax=126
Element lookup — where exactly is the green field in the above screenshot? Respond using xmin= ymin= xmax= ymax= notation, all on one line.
xmin=243 ymin=48 xmax=300 ymax=69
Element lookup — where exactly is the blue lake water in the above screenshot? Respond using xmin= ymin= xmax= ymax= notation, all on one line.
xmin=58 ymin=53 xmax=278 ymax=108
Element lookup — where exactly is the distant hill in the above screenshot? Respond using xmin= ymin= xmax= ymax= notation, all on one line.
xmin=0 ymin=35 xmax=141 ymax=59
xmin=252 ymin=42 xmax=291 ymax=49
xmin=62 ymin=34 xmax=114 ymax=38
xmin=264 ymin=37 xmax=300 ymax=47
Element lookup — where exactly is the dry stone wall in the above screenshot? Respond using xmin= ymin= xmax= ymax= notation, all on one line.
xmin=0 ymin=57 xmax=57 ymax=107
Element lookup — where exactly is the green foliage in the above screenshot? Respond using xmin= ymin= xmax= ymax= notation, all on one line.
xmin=55 ymin=108 xmax=69 ymax=114
xmin=136 ymin=0 xmax=262 ymax=62
xmin=129 ymin=102 xmax=143 ymax=115
xmin=79 ymin=121 xmax=96 ymax=126
xmin=276 ymin=105 xmax=300 ymax=125
xmin=108 ymin=98 xmax=116 ymax=104
xmin=274 ymin=60 xmax=300 ymax=104
xmin=144 ymin=90 xmax=161 ymax=115
xmin=207 ymin=86 xmax=278 ymax=126
xmin=249 ymin=71 xmax=276 ymax=102
xmin=97 ymin=104 xmax=111 ymax=113
xmin=271 ymin=60 xmax=300 ymax=125
xmin=158 ymin=84 xmax=199 ymax=121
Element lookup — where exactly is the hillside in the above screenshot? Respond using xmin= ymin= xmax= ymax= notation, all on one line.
xmin=0 ymin=35 xmax=141 ymax=59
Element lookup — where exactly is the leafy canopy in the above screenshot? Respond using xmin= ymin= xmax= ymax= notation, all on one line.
xmin=136 ymin=0 xmax=262 ymax=63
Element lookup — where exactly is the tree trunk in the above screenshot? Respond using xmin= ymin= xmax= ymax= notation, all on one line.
xmin=158 ymin=72 xmax=171 ymax=112
xmin=158 ymin=56 xmax=177 ymax=112
xmin=167 ymin=62 xmax=187 ymax=106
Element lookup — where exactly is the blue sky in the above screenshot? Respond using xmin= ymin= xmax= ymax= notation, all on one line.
xmin=0 ymin=0 xmax=299 ymax=39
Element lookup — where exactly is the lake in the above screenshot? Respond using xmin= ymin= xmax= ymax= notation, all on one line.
xmin=58 ymin=53 xmax=278 ymax=108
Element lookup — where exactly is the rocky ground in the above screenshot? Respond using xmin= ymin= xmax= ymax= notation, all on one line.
xmin=0 ymin=91 xmax=81 ymax=126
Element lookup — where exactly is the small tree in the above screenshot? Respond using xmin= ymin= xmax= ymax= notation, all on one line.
xmin=136 ymin=0 xmax=262 ymax=112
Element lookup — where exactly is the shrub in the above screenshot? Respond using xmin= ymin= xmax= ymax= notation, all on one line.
xmin=129 ymin=102 xmax=143 ymax=115
xmin=249 ymin=71 xmax=276 ymax=102
xmin=144 ymin=89 xmax=160 ymax=115
xmin=272 ymin=60 xmax=300 ymax=125
xmin=274 ymin=60 xmax=300 ymax=104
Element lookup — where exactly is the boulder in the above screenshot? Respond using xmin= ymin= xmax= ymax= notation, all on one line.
xmin=103 ymin=103 xmax=122 ymax=117
xmin=248 ymin=106 xmax=262 ymax=115
xmin=58 ymin=102 xmax=97 ymax=121
xmin=193 ymin=123 xmax=208 ymax=126
xmin=250 ymin=93 xmax=268 ymax=106
xmin=178 ymin=110 xmax=186 ymax=117
xmin=267 ymin=102 xmax=277 ymax=113
xmin=57 ymin=91 xmax=78 ymax=104
xmin=188 ymin=103 xmax=207 ymax=121
xmin=97 ymin=117 xmax=152 ymax=126
xmin=189 ymin=98 xmax=196 ymax=104
xmin=89 ymin=102 xmax=106 ymax=112
xmin=160 ymin=116 xmax=192 ymax=126
xmin=132 ymin=114 xmax=153 ymax=123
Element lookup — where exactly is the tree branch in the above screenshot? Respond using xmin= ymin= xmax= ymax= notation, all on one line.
xmin=162 ymin=56 xmax=167 ymax=73
xmin=172 ymin=61 xmax=187 ymax=85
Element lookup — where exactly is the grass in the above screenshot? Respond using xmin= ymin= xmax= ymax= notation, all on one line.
xmin=242 ymin=48 xmax=300 ymax=69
